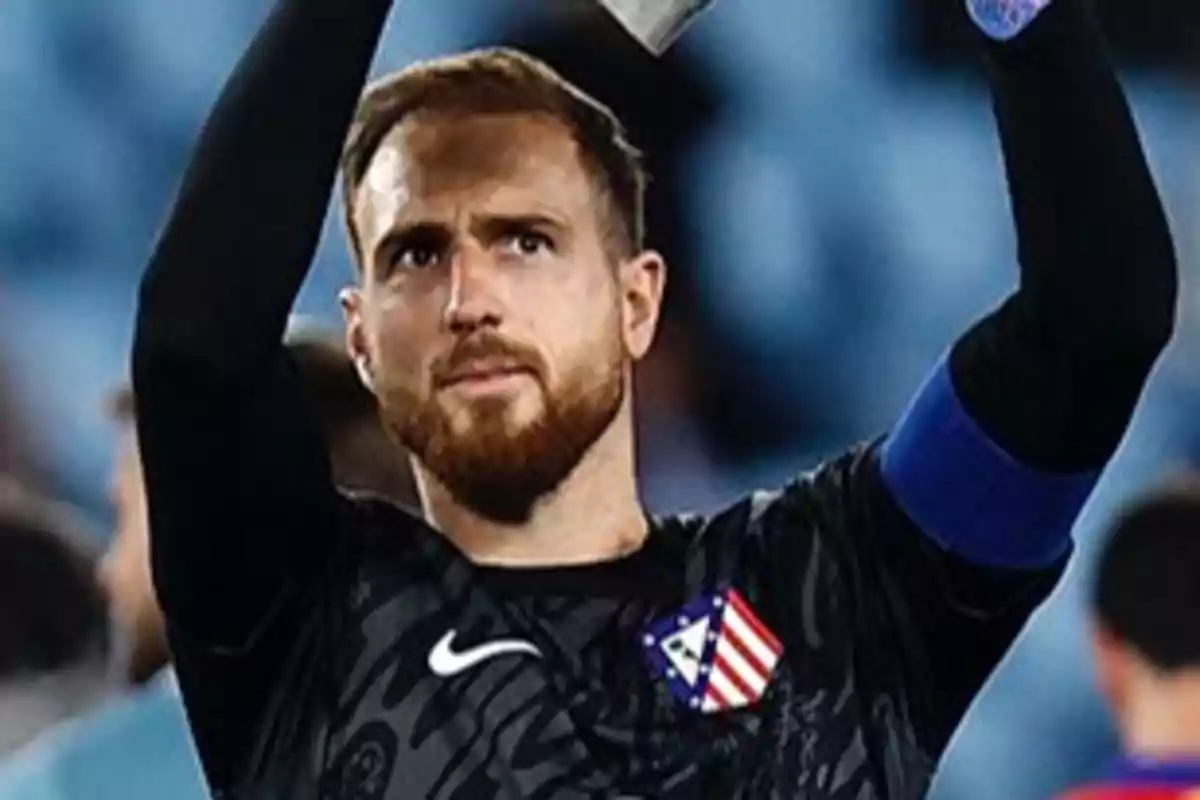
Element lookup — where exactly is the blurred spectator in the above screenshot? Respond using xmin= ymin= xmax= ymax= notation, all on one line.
xmin=0 ymin=296 xmax=38 ymax=483
xmin=283 ymin=327 xmax=420 ymax=509
xmin=1055 ymin=475 xmax=1200 ymax=798
xmin=635 ymin=314 xmax=741 ymax=515
xmin=0 ymin=331 xmax=415 ymax=799
xmin=0 ymin=359 xmax=31 ymax=480
xmin=0 ymin=480 xmax=109 ymax=757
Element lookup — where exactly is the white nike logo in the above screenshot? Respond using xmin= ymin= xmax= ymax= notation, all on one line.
xmin=427 ymin=630 xmax=541 ymax=677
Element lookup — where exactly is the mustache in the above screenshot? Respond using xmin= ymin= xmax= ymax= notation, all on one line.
xmin=431 ymin=335 xmax=545 ymax=386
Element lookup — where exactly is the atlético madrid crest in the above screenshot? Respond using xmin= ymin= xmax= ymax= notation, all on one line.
xmin=641 ymin=587 xmax=783 ymax=714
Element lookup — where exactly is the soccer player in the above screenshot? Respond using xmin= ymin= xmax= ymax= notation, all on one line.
xmin=129 ymin=0 xmax=1177 ymax=796
xmin=1056 ymin=480 xmax=1200 ymax=799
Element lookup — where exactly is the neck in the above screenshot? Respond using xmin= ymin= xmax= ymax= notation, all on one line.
xmin=1124 ymin=669 xmax=1200 ymax=760
xmin=130 ymin=653 xmax=169 ymax=688
xmin=123 ymin=634 xmax=170 ymax=688
xmin=417 ymin=400 xmax=647 ymax=568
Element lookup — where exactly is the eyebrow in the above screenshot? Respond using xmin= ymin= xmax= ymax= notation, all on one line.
xmin=369 ymin=213 xmax=568 ymax=266
xmin=473 ymin=213 xmax=567 ymax=239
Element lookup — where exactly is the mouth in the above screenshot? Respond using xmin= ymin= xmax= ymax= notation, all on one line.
xmin=438 ymin=363 xmax=535 ymax=393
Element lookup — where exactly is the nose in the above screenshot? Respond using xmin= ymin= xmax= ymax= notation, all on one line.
xmin=442 ymin=244 xmax=502 ymax=335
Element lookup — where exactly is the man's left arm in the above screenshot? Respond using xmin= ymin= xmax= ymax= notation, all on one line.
xmin=882 ymin=0 xmax=1175 ymax=590
xmin=864 ymin=0 xmax=1176 ymax=748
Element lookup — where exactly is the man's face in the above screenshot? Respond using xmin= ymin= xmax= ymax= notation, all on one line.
xmin=344 ymin=112 xmax=664 ymax=522
xmin=97 ymin=430 xmax=167 ymax=684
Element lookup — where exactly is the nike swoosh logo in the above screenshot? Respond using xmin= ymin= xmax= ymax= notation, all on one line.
xmin=427 ymin=630 xmax=541 ymax=677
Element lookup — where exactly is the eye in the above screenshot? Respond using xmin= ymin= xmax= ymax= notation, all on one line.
xmin=503 ymin=230 xmax=553 ymax=257
xmin=392 ymin=245 xmax=442 ymax=271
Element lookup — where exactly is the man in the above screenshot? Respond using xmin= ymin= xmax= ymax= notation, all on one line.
xmin=0 ymin=480 xmax=109 ymax=758
xmin=1058 ymin=479 xmax=1200 ymax=799
xmin=130 ymin=0 xmax=1177 ymax=797
xmin=0 ymin=332 xmax=415 ymax=799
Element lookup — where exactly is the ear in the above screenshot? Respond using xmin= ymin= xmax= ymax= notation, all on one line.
xmin=619 ymin=249 xmax=667 ymax=362
xmin=1091 ymin=622 xmax=1132 ymax=720
xmin=340 ymin=286 xmax=374 ymax=391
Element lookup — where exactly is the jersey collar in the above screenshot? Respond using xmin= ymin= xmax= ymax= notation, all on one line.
xmin=1107 ymin=755 xmax=1200 ymax=786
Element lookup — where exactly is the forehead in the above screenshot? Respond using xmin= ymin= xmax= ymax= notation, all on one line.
xmin=352 ymin=113 xmax=597 ymax=248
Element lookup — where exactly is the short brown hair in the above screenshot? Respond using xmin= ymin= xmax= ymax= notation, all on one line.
xmin=340 ymin=47 xmax=646 ymax=263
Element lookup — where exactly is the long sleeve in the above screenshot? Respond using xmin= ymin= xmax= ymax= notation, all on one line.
xmin=952 ymin=0 xmax=1177 ymax=470
xmin=131 ymin=2 xmax=393 ymax=786
xmin=131 ymin=0 xmax=392 ymax=650
xmin=881 ymin=0 xmax=1177 ymax=570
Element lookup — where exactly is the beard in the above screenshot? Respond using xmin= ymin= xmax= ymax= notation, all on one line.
xmin=376 ymin=333 xmax=625 ymax=524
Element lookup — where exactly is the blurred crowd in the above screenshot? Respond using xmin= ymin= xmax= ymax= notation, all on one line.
xmin=2 ymin=0 xmax=1200 ymax=797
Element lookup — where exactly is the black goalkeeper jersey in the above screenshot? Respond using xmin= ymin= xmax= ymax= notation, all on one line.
xmin=170 ymin=446 xmax=1059 ymax=800
xmin=130 ymin=0 xmax=1175 ymax=797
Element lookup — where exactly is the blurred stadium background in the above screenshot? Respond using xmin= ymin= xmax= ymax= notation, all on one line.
xmin=2 ymin=0 xmax=1200 ymax=796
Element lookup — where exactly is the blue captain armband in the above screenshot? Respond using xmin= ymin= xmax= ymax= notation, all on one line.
xmin=967 ymin=0 xmax=1054 ymax=41
xmin=880 ymin=356 xmax=1097 ymax=569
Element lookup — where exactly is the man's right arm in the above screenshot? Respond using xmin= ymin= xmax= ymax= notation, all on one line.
xmin=131 ymin=0 xmax=392 ymax=651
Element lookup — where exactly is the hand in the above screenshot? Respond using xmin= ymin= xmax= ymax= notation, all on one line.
xmin=966 ymin=0 xmax=1055 ymax=41
xmin=594 ymin=0 xmax=717 ymax=54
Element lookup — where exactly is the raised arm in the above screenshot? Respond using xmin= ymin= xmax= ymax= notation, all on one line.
xmin=131 ymin=0 xmax=392 ymax=650
xmin=881 ymin=0 xmax=1177 ymax=570
xmin=838 ymin=0 xmax=1179 ymax=755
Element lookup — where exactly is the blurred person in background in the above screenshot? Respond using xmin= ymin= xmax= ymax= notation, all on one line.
xmin=282 ymin=328 xmax=421 ymax=509
xmin=0 ymin=481 xmax=109 ymax=758
xmin=1057 ymin=478 xmax=1200 ymax=799
xmin=128 ymin=0 xmax=1174 ymax=798
xmin=0 ymin=295 xmax=41 ymax=485
xmin=0 ymin=354 xmax=33 ymax=480
xmin=0 ymin=331 xmax=415 ymax=799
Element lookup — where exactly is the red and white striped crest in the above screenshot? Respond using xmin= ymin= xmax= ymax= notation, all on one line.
xmin=641 ymin=587 xmax=784 ymax=714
